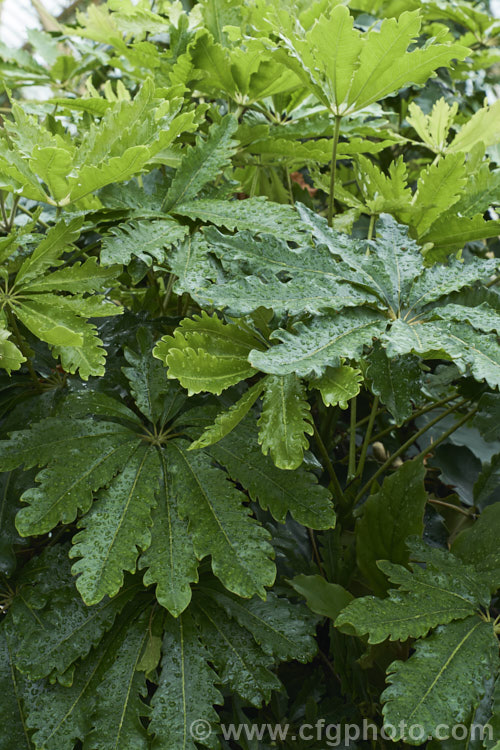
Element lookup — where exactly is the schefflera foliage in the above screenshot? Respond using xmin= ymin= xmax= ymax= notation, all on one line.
xmin=1 ymin=0 xmax=500 ymax=748
xmin=156 ymin=211 xmax=500 ymax=466
xmin=0 ymin=330 xmax=329 ymax=749
xmin=0 ymin=329 xmax=335 ymax=608
xmin=1 ymin=544 xmax=317 ymax=750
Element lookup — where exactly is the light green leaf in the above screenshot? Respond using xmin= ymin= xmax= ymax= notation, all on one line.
xmin=20 ymin=257 xmax=119 ymax=294
xmin=15 ymin=217 xmax=83 ymax=284
xmin=29 ymin=147 xmax=72 ymax=204
xmin=412 ymin=152 xmax=467 ymax=236
xmin=449 ymin=100 xmax=500 ymax=153
xmin=258 ymin=374 xmax=313 ymax=470
xmin=154 ymin=312 xmax=261 ymax=395
xmin=407 ymin=98 xmax=459 ymax=154
xmin=274 ymin=7 xmax=468 ymax=116
xmin=310 ymin=365 xmax=363 ymax=409
xmin=0 ymin=329 xmax=25 ymax=374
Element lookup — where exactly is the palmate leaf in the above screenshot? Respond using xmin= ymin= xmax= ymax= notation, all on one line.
xmin=154 ymin=312 xmax=263 ymax=395
xmin=167 ymin=440 xmax=275 ymax=599
xmin=382 ymin=617 xmax=499 ymax=745
xmin=250 ymin=310 xmax=387 ymax=377
xmin=355 ymin=460 xmax=427 ymax=595
xmin=0 ymin=79 xmax=200 ymax=207
xmin=207 ymin=417 xmax=336 ymax=528
xmin=24 ymin=607 xmax=152 ymax=750
xmin=272 ymin=6 xmax=468 ymax=116
xmin=336 ymin=541 xmax=491 ymax=643
xmin=407 ymin=98 xmax=459 ymax=154
xmin=7 ymin=545 xmax=138 ymax=681
xmin=193 ymin=595 xmax=282 ymax=706
xmin=0 ymin=334 xmax=285 ymax=605
xmin=3 ymin=218 xmax=122 ymax=379
xmin=149 ymin=582 xmax=318 ymax=749
xmin=123 ymin=327 xmax=186 ymax=426
xmin=3 ymin=548 xmax=319 ymax=750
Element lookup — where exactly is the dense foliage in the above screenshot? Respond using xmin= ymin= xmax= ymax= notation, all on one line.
xmin=1 ymin=0 xmax=500 ymax=747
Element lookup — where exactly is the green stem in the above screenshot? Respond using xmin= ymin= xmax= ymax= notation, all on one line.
xmin=367 ymin=213 xmax=377 ymax=241
xmin=427 ymin=498 xmax=474 ymax=518
xmin=327 ymin=115 xmax=341 ymax=227
xmin=0 ymin=193 xmax=8 ymax=230
xmin=347 ymin=397 xmax=357 ymax=481
xmin=6 ymin=309 xmax=40 ymax=388
xmin=312 ymin=422 xmax=344 ymax=501
xmin=16 ymin=203 xmax=50 ymax=229
xmin=356 ymin=395 xmax=379 ymax=479
xmin=353 ymin=398 xmax=471 ymax=505
xmin=285 ymin=169 xmax=295 ymax=207
xmin=369 ymin=393 xmax=459 ymax=446
xmin=413 ymin=407 xmax=478 ymax=462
